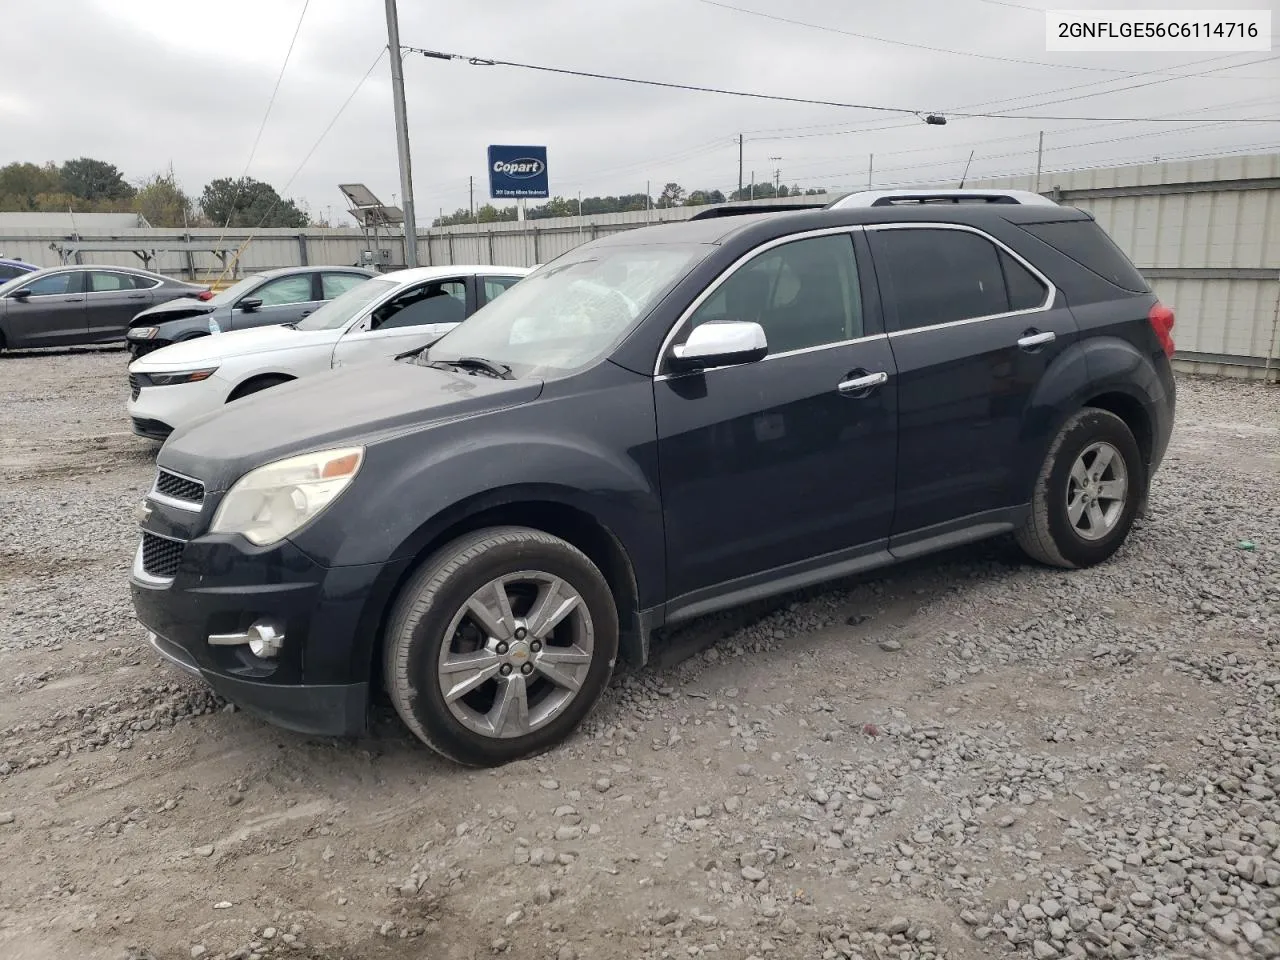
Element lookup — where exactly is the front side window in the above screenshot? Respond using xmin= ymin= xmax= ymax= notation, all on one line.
xmin=876 ymin=228 xmax=1034 ymax=331
xmin=426 ymin=244 xmax=708 ymax=378
xmin=372 ymin=280 xmax=466 ymax=331
xmin=23 ymin=272 xmax=75 ymax=296
xmin=251 ymin=274 xmax=313 ymax=307
xmin=686 ymin=233 xmax=862 ymax=355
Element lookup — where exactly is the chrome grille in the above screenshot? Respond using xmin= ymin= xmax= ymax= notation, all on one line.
xmin=128 ymin=373 xmax=140 ymax=400
xmin=155 ymin=469 xmax=204 ymax=505
xmin=141 ymin=532 xmax=183 ymax=579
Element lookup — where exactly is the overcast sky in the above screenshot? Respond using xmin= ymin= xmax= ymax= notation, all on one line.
xmin=3 ymin=0 xmax=1277 ymax=224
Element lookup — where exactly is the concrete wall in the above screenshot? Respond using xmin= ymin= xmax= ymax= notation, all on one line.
xmin=3 ymin=154 xmax=1277 ymax=376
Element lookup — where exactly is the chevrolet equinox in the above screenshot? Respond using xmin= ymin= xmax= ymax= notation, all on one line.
xmin=131 ymin=197 xmax=1176 ymax=766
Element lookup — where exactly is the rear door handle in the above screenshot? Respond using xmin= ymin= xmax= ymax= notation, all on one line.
xmin=838 ymin=370 xmax=888 ymax=394
xmin=1017 ymin=330 xmax=1056 ymax=350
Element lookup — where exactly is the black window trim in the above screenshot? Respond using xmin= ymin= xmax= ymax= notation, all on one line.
xmin=866 ymin=222 xmax=1056 ymax=338
xmin=654 ymin=225 xmax=885 ymax=379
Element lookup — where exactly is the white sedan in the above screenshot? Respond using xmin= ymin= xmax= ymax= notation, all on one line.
xmin=127 ymin=265 xmax=530 ymax=440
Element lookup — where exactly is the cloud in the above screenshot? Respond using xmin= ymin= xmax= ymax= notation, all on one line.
xmin=1 ymin=0 xmax=1274 ymax=223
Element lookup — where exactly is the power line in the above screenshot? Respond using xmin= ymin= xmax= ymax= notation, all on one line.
xmin=692 ymin=0 xmax=1271 ymax=78
xmin=406 ymin=46 xmax=1280 ymax=124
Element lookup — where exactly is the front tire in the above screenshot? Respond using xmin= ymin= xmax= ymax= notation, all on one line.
xmin=383 ymin=527 xmax=619 ymax=767
xmin=1016 ymin=408 xmax=1146 ymax=569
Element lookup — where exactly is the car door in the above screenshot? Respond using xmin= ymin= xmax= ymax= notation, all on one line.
xmin=866 ymin=223 xmax=1078 ymax=545
xmin=3 ymin=270 xmax=87 ymax=347
xmin=228 ymin=273 xmax=319 ymax=331
xmin=331 ymin=277 xmax=469 ymax=368
xmin=653 ymin=229 xmax=898 ymax=606
xmin=85 ymin=270 xmax=153 ymax=340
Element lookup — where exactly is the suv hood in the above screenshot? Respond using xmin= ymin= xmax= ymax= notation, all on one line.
xmin=131 ymin=296 xmax=215 ymax=324
xmin=158 ymin=359 xmax=543 ymax=491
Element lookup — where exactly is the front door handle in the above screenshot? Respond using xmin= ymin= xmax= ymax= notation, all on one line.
xmin=838 ymin=370 xmax=888 ymax=395
xmin=127 ymin=293 xmax=147 ymax=299
xmin=1017 ymin=330 xmax=1056 ymax=350
xmin=299 ymin=310 xmax=312 ymax=317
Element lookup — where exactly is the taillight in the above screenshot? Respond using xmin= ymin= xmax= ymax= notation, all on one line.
xmin=1148 ymin=301 xmax=1175 ymax=358
xmin=196 ymin=289 xmax=214 ymax=301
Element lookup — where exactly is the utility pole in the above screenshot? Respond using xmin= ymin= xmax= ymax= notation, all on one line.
xmin=469 ymin=176 xmax=475 ymax=222
xmin=868 ymin=154 xmax=873 ymax=189
xmin=738 ymin=134 xmax=744 ymax=198
xmin=769 ymin=157 xmax=781 ymax=196
xmin=1034 ymin=131 xmax=1044 ymax=194
xmin=750 ymin=170 xmax=755 ymax=201
xmin=384 ymin=0 xmax=418 ymax=266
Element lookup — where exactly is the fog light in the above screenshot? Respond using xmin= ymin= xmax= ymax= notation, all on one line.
xmin=208 ymin=619 xmax=285 ymax=658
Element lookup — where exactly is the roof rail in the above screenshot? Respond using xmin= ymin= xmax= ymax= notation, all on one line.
xmin=827 ymin=188 xmax=1058 ymax=209
xmin=688 ymin=202 xmax=828 ymax=220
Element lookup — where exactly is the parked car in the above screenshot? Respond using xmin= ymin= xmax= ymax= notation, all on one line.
xmin=130 ymin=198 xmax=1175 ymax=767
xmin=125 ymin=265 xmax=379 ymax=360
xmin=0 ymin=257 xmax=37 ymax=284
xmin=126 ymin=266 xmax=530 ymax=440
xmin=0 ymin=266 xmax=209 ymax=351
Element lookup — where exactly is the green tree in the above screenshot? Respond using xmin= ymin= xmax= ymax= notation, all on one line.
xmin=199 ymin=176 xmax=308 ymax=228
xmin=61 ymin=157 xmax=135 ymax=202
xmin=132 ymin=171 xmax=193 ymax=227
xmin=657 ymin=182 xmax=685 ymax=208
xmin=0 ymin=162 xmax=62 ymax=210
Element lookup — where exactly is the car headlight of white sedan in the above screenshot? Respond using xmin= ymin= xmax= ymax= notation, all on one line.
xmin=146 ymin=367 xmax=220 ymax=387
xmin=210 ymin=447 xmax=364 ymax=546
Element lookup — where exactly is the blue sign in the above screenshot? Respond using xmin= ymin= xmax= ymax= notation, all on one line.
xmin=488 ymin=145 xmax=549 ymax=199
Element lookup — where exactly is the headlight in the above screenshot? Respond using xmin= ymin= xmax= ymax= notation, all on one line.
xmin=128 ymin=327 xmax=159 ymax=340
xmin=210 ymin=447 xmax=364 ymax=546
xmin=147 ymin=367 xmax=219 ymax=386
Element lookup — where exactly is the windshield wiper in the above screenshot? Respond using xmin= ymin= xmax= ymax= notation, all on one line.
xmin=428 ymin=356 xmax=514 ymax=380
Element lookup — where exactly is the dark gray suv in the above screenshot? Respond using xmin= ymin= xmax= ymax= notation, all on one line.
xmin=125 ymin=266 xmax=377 ymax=358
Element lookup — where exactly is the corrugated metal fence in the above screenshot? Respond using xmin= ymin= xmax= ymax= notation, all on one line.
xmin=2 ymin=153 xmax=1277 ymax=377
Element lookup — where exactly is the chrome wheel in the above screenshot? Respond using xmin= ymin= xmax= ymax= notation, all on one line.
xmin=1066 ymin=441 xmax=1128 ymax=541
xmin=436 ymin=571 xmax=594 ymax=739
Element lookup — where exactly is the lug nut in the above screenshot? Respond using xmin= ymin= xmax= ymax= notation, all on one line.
xmin=500 ymin=663 xmax=513 ymax=676
xmin=496 ymin=642 xmax=509 ymax=655
xmin=514 ymin=627 xmax=528 ymax=640
xmin=520 ymin=663 xmax=533 ymax=675
xmin=530 ymin=640 xmax=542 ymax=652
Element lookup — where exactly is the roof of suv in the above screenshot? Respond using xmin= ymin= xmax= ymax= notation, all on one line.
xmin=592 ymin=202 xmax=1090 ymax=248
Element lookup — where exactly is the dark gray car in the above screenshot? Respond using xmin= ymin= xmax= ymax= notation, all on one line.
xmin=125 ymin=266 xmax=378 ymax=359
xmin=0 ymin=266 xmax=209 ymax=351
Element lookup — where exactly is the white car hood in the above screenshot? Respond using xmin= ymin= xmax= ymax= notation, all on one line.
xmin=131 ymin=324 xmax=338 ymax=370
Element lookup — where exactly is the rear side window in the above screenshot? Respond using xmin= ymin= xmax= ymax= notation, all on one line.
xmin=1017 ymin=219 xmax=1148 ymax=293
xmin=875 ymin=228 xmax=1014 ymax=330
xmin=1000 ymin=251 xmax=1049 ymax=311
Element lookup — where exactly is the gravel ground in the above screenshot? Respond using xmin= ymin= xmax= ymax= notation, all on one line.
xmin=0 ymin=346 xmax=1277 ymax=960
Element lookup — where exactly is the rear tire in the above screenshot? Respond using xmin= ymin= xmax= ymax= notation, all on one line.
xmin=1016 ymin=408 xmax=1146 ymax=569
xmin=383 ymin=526 xmax=618 ymax=767
xmin=227 ymin=374 xmax=292 ymax=402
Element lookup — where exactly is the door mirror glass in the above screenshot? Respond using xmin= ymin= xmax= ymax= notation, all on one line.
xmin=238 ymin=297 xmax=263 ymax=312
xmin=11 ymin=288 xmax=32 ymax=300
xmin=670 ymin=320 xmax=768 ymax=371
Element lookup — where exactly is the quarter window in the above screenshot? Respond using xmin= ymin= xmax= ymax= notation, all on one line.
xmin=687 ymin=233 xmax=862 ymax=355
xmin=876 ymin=228 xmax=1044 ymax=331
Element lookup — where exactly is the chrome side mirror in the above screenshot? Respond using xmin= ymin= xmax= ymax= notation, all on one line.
xmin=670 ymin=320 xmax=768 ymax=371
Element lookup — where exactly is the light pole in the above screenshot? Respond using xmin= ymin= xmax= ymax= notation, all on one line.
xmin=384 ymin=0 xmax=418 ymax=267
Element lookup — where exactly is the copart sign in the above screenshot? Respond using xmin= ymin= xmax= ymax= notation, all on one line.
xmin=487 ymin=145 xmax=549 ymax=199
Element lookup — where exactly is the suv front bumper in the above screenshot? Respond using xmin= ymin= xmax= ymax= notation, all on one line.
xmin=130 ymin=536 xmax=406 ymax=737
